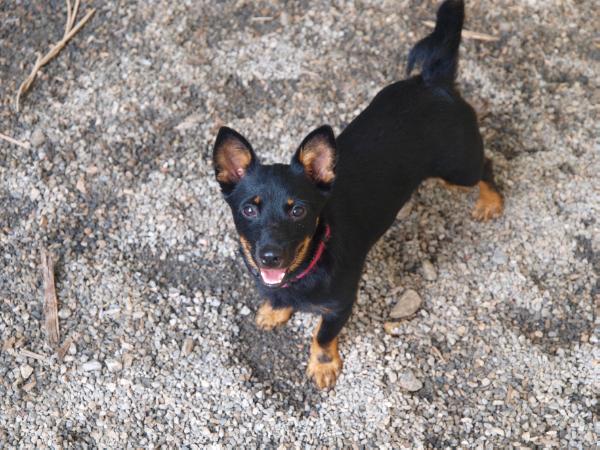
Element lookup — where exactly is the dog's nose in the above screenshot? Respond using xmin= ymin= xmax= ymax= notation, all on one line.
xmin=258 ymin=247 xmax=283 ymax=268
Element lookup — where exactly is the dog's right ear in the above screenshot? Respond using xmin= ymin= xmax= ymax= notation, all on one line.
xmin=213 ymin=127 xmax=257 ymax=194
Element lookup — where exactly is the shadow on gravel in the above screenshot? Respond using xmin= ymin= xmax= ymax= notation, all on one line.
xmin=232 ymin=318 xmax=322 ymax=414
xmin=129 ymin=252 xmax=322 ymax=411
xmin=130 ymin=252 xmax=247 ymax=297
xmin=483 ymin=112 xmax=546 ymax=161
xmin=498 ymin=302 xmax=594 ymax=355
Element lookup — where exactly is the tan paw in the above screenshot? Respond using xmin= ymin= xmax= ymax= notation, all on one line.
xmin=472 ymin=181 xmax=504 ymax=221
xmin=255 ymin=302 xmax=293 ymax=331
xmin=472 ymin=198 xmax=503 ymax=221
xmin=306 ymin=337 xmax=343 ymax=389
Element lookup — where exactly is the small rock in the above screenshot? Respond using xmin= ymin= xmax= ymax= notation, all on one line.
xmin=122 ymin=354 xmax=133 ymax=369
xmin=390 ymin=289 xmax=422 ymax=319
xmin=397 ymin=200 xmax=412 ymax=220
xmin=58 ymin=308 xmax=71 ymax=319
xmin=29 ymin=187 xmax=40 ymax=201
xmin=387 ymin=371 xmax=398 ymax=383
xmin=383 ymin=321 xmax=403 ymax=335
xmin=20 ymin=364 xmax=34 ymax=380
xmin=105 ymin=359 xmax=122 ymax=372
xmin=22 ymin=380 xmax=36 ymax=392
xmin=280 ymin=12 xmax=289 ymax=27
xmin=492 ymin=249 xmax=507 ymax=265
xmin=421 ymin=260 xmax=437 ymax=281
xmin=81 ymin=360 xmax=102 ymax=371
xmin=31 ymin=129 xmax=45 ymax=147
xmin=181 ymin=337 xmax=194 ymax=356
xmin=76 ymin=175 xmax=87 ymax=195
xmin=240 ymin=306 xmax=251 ymax=316
xmin=398 ymin=370 xmax=423 ymax=392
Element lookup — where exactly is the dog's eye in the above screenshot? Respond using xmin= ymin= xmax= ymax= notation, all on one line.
xmin=242 ymin=204 xmax=258 ymax=218
xmin=290 ymin=205 xmax=306 ymax=219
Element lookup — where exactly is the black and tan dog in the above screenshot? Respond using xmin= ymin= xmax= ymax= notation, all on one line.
xmin=213 ymin=0 xmax=503 ymax=389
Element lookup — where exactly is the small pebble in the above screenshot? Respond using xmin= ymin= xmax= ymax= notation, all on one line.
xmin=29 ymin=187 xmax=40 ymax=201
xmin=390 ymin=289 xmax=422 ymax=319
xmin=397 ymin=201 xmax=413 ymax=220
xmin=31 ymin=129 xmax=45 ymax=147
xmin=383 ymin=321 xmax=403 ymax=335
xmin=492 ymin=249 xmax=507 ymax=265
xmin=398 ymin=370 xmax=423 ymax=392
xmin=81 ymin=361 xmax=102 ymax=372
xmin=58 ymin=308 xmax=72 ymax=319
xmin=421 ymin=260 xmax=437 ymax=281
xmin=105 ymin=359 xmax=122 ymax=372
xmin=20 ymin=364 xmax=34 ymax=380
xmin=181 ymin=337 xmax=194 ymax=356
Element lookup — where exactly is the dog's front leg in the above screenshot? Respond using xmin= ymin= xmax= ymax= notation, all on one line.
xmin=307 ymin=307 xmax=352 ymax=389
xmin=255 ymin=300 xmax=294 ymax=331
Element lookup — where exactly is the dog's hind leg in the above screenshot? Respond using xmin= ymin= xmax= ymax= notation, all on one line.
xmin=472 ymin=158 xmax=504 ymax=221
xmin=439 ymin=155 xmax=503 ymax=222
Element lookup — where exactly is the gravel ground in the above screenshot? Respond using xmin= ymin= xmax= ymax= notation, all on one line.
xmin=1 ymin=0 xmax=599 ymax=447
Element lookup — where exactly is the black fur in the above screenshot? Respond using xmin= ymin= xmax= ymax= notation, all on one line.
xmin=407 ymin=0 xmax=464 ymax=85
xmin=213 ymin=0 xmax=501 ymax=386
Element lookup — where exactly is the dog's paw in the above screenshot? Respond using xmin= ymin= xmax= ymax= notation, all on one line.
xmin=472 ymin=196 xmax=503 ymax=221
xmin=307 ymin=340 xmax=343 ymax=389
xmin=255 ymin=302 xmax=293 ymax=331
xmin=472 ymin=182 xmax=504 ymax=221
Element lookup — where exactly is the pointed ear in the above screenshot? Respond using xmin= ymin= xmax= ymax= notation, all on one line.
xmin=213 ymin=127 xmax=257 ymax=193
xmin=291 ymin=125 xmax=336 ymax=189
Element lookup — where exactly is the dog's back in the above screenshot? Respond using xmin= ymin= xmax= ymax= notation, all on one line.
xmin=330 ymin=0 xmax=487 ymax=248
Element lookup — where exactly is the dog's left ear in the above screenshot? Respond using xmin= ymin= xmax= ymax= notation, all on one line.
xmin=291 ymin=125 xmax=337 ymax=189
xmin=213 ymin=127 xmax=257 ymax=194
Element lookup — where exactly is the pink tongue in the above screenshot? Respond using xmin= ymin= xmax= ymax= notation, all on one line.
xmin=260 ymin=268 xmax=286 ymax=285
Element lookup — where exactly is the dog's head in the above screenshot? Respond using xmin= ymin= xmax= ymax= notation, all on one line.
xmin=213 ymin=125 xmax=336 ymax=287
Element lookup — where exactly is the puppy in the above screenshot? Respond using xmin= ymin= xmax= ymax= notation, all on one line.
xmin=213 ymin=0 xmax=503 ymax=389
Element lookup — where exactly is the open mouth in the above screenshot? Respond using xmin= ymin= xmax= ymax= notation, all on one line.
xmin=259 ymin=268 xmax=287 ymax=286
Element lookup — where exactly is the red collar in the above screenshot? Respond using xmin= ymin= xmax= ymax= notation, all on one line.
xmin=282 ymin=224 xmax=331 ymax=288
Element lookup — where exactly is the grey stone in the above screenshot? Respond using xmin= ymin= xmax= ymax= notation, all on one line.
xmin=390 ymin=289 xmax=422 ymax=319
xmin=81 ymin=361 xmax=102 ymax=372
xmin=20 ymin=364 xmax=33 ymax=380
xmin=421 ymin=260 xmax=437 ymax=281
xmin=398 ymin=370 xmax=423 ymax=392
xmin=105 ymin=359 xmax=122 ymax=372
xmin=31 ymin=129 xmax=45 ymax=147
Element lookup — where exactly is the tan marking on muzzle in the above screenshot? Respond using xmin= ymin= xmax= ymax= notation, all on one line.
xmin=239 ymin=236 xmax=258 ymax=271
xmin=288 ymin=236 xmax=312 ymax=273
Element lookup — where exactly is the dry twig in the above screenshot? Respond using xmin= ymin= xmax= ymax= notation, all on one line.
xmin=422 ymin=20 xmax=499 ymax=42
xmin=20 ymin=349 xmax=49 ymax=363
xmin=15 ymin=0 xmax=96 ymax=112
xmin=41 ymin=249 xmax=60 ymax=345
xmin=0 ymin=132 xmax=30 ymax=149
xmin=57 ymin=333 xmax=78 ymax=360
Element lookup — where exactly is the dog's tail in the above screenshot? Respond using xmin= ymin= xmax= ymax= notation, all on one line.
xmin=406 ymin=0 xmax=464 ymax=86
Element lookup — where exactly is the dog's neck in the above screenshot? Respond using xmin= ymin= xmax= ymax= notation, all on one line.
xmin=281 ymin=222 xmax=331 ymax=288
